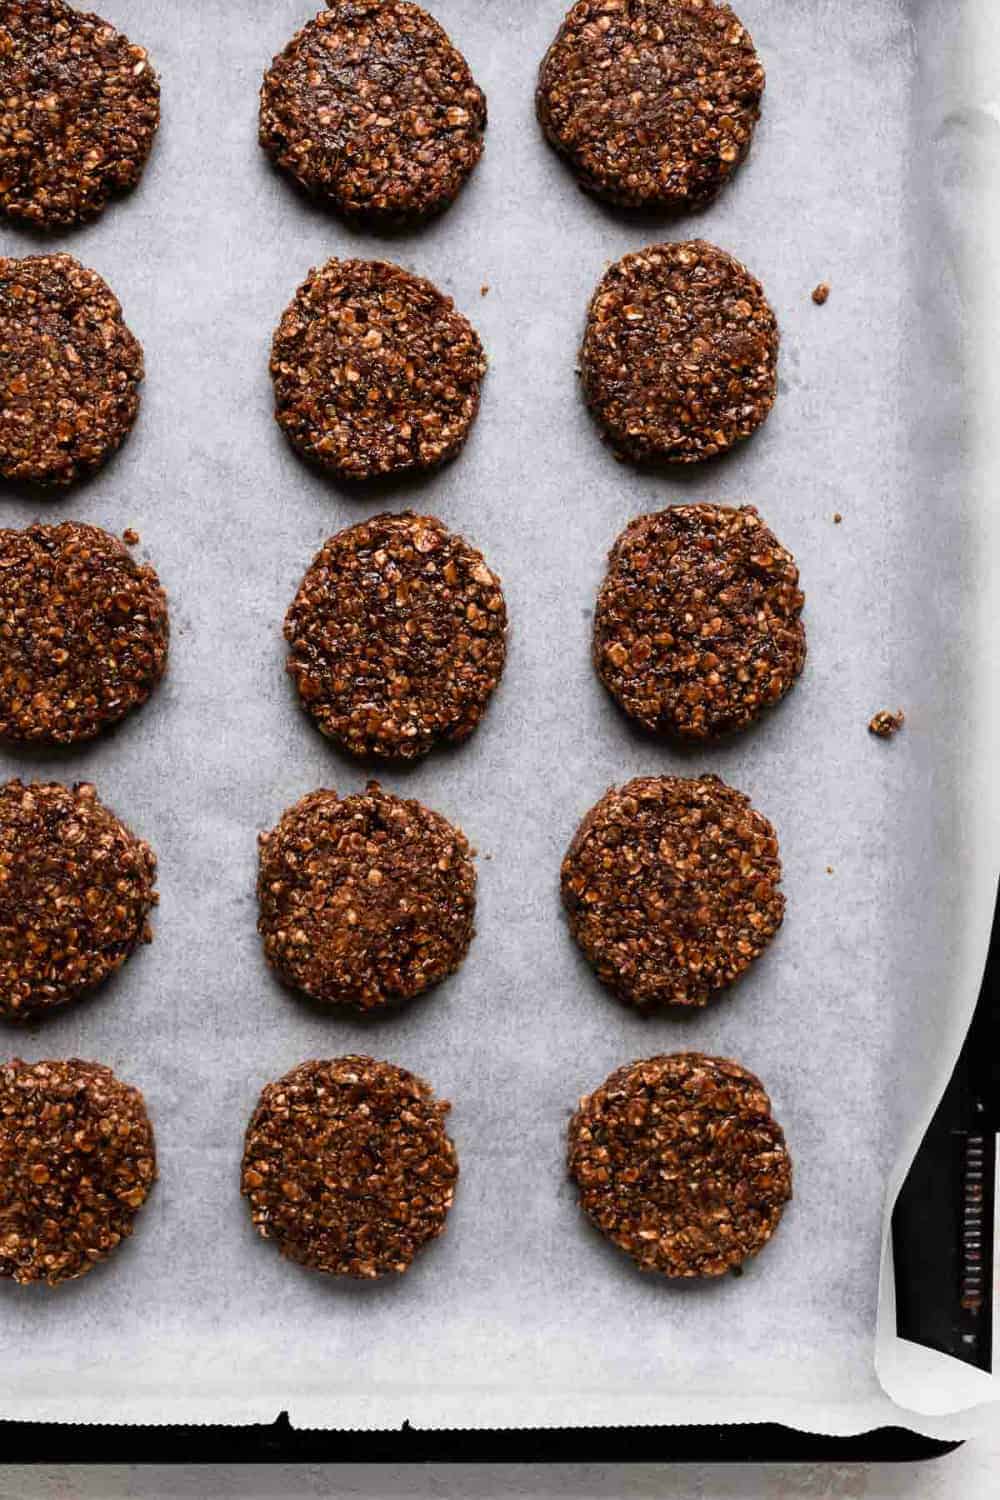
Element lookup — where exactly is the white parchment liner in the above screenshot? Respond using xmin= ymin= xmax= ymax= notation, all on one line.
xmin=0 ymin=0 xmax=996 ymax=1435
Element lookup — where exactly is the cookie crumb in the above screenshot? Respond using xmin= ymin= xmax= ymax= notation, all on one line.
xmin=123 ymin=528 xmax=140 ymax=545
xmin=869 ymin=709 xmax=905 ymax=738
xmin=480 ymin=284 xmax=489 ymax=297
xmin=833 ymin=513 xmax=842 ymax=524
xmin=812 ymin=282 xmax=830 ymax=305
xmin=826 ymin=866 xmax=833 ymax=875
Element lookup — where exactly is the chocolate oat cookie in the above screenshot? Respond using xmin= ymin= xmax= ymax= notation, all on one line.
xmin=271 ymin=258 xmax=485 ymax=481
xmin=260 ymin=1 xmax=486 ymax=223
xmin=537 ymin=0 xmax=763 ymax=211
xmin=0 ymin=253 xmax=144 ymax=487
xmin=0 ymin=1058 xmax=156 ymax=1285
xmin=580 ymin=240 xmax=778 ymax=464
xmin=568 ymin=1053 xmax=792 ymax=1277
xmin=0 ymin=522 xmax=169 ymax=745
xmin=0 ymin=780 xmax=157 ymax=1020
xmin=285 ymin=511 xmax=506 ymax=760
xmin=257 ymin=783 xmax=475 ymax=1012
xmin=594 ymin=505 xmax=805 ymax=739
xmin=242 ymin=1055 xmax=458 ymax=1278
xmin=561 ymin=774 xmax=783 ymax=1009
xmin=0 ymin=0 xmax=159 ymax=230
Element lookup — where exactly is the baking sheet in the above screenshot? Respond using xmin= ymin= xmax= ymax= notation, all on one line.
xmin=0 ymin=0 xmax=996 ymax=1435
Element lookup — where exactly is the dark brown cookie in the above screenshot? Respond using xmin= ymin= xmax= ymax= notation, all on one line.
xmin=285 ymin=511 xmax=507 ymax=761
xmin=561 ymin=774 xmax=783 ymax=1009
xmin=0 ymin=522 xmax=169 ymax=745
xmin=257 ymin=782 xmax=475 ymax=1012
xmin=0 ymin=253 xmax=144 ymax=487
xmin=0 ymin=0 xmax=159 ymax=230
xmin=260 ymin=1 xmax=486 ymax=223
xmin=580 ymin=240 xmax=778 ymax=464
xmin=0 ymin=780 xmax=157 ymax=1020
xmin=271 ymin=258 xmax=486 ymax=481
xmin=242 ymin=1055 xmax=458 ymax=1278
xmin=594 ymin=505 xmax=805 ymax=739
xmin=537 ymin=0 xmax=763 ymax=210
xmin=0 ymin=1058 xmax=156 ymax=1286
xmin=568 ymin=1053 xmax=792 ymax=1277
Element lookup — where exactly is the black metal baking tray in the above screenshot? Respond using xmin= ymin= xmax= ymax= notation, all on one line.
xmin=893 ymin=881 xmax=998 ymax=1372
xmin=0 ymin=1415 xmax=960 ymax=1463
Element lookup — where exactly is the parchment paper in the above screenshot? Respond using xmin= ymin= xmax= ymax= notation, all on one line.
xmin=0 ymin=0 xmax=996 ymax=1435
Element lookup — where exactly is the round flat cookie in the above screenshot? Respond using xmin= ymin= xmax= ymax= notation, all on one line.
xmin=0 ymin=780 xmax=157 ymax=1020
xmin=242 ymin=1055 xmax=458 ymax=1278
xmin=0 ymin=522 xmax=169 ymax=745
xmin=0 ymin=254 xmax=144 ymax=487
xmin=561 ymin=774 xmax=783 ymax=1009
xmin=580 ymin=239 xmax=778 ymax=464
xmin=537 ymin=0 xmax=763 ymax=210
xmin=568 ymin=1052 xmax=792 ymax=1277
xmin=270 ymin=258 xmax=486 ymax=480
xmin=593 ymin=504 xmax=805 ymax=738
xmin=260 ymin=1 xmax=486 ymax=222
xmin=0 ymin=0 xmax=159 ymax=229
xmin=0 ymin=1058 xmax=156 ymax=1285
xmin=257 ymin=782 xmax=476 ymax=1012
xmin=285 ymin=511 xmax=507 ymax=760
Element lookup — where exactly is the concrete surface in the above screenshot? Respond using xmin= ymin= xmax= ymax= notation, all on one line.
xmin=0 ymin=1446 xmax=996 ymax=1500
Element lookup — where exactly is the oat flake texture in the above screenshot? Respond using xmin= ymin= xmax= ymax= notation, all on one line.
xmin=0 ymin=0 xmax=160 ymax=229
xmin=0 ymin=521 xmax=169 ymax=745
xmin=285 ymin=510 xmax=507 ymax=760
xmin=270 ymin=257 xmax=486 ymax=481
xmin=242 ymin=1055 xmax=458 ymax=1278
xmin=257 ymin=782 xmax=476 ymax=1012
xmin=0 ymin=253 xmax=144 ymax=487
xmin=0 ymin=1058 xmax=156 ymax=1285
xmin=537 ymin=0 xmax=763 ymax=210
xmin=260 ymin=0 xmax=486 ymax=223
xmin=568 ymin=1052 xmax=792 ymax=1277
xmin=581 ymin=239 xmax=778 ymax=465
xmin=561 ymin=774 xmax=783 ymax=1009
xmin=0 ymin=780 xmax=157 ymax=1020
xmin=594 ymin=504 xmax=805 ymax=739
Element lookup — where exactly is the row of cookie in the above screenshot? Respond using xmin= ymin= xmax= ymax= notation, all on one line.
xmin=0 ymin=240 xmax=777 ymax=487
xmin=0 ymin=503 xmax=805 ymax=751
xmin=0 ymin=1049 xmax=791 ymax=1287
xmin=0 ymin=775 xmax=783 ymax=1022
xmin=2 ymin=1 xmax=762 ymax=232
